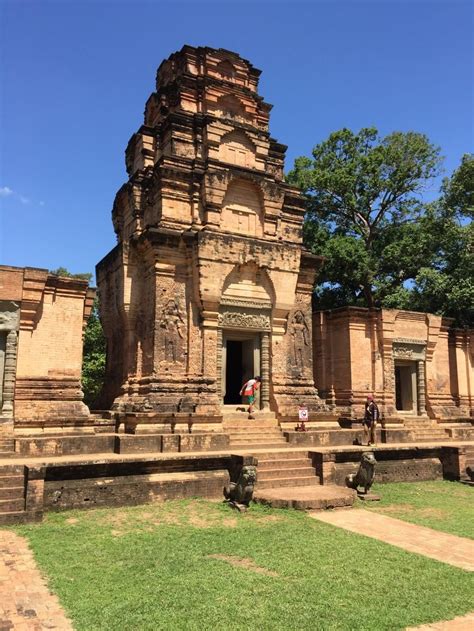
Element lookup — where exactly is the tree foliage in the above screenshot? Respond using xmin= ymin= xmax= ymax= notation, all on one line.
xmin=49 ymin=267 xmax=93 ymax=283
xmin=287 ymin=127 xmax=442 ymax=309
xmin=288 ymin=130 xmax=472 ymax=325
xmin=82 ymin=298 xmax=106 ymax=409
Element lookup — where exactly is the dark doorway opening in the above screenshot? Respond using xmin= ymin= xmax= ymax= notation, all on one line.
xmin=395 ymin=366 xmax=402 ymax=410
xmin=224 ymin=341 xmax=243 ymax=404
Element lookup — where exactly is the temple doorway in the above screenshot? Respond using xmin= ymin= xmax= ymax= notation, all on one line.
xmin=395 ymin=361 xmax=418 ymax=413
xmin=222 ymin=332 xmax=260 ymax=406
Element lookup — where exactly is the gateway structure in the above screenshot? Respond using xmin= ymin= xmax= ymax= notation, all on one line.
xmin=97 ymin=46 xmax=326 ymax=423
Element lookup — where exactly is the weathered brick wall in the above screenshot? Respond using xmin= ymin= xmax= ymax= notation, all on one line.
xmin=0 ymin=266 xmax=95 ymax=425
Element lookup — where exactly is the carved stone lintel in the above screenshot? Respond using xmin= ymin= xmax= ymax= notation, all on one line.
xmin=218 ymin=311 xmax=271 ymax=330
xmin=0 ymin=302 xmax=20 ymax=331
xmin=393 ymin=341 xmax=426 ymax=361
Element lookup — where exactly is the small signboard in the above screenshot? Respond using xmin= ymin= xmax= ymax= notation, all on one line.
xmin=298 ymin=406 xmax=308 ymax=421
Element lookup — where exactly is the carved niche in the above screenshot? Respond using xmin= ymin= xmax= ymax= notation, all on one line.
xmin=159 ymin=299 xmax=185 ymax=363
xmin=219 ymin=130 xmax=256 ymax=168
xmin=289 ymin=310 xmax=310 ymax=374
xmin=221 ymin=179 xmax=263 ymax=238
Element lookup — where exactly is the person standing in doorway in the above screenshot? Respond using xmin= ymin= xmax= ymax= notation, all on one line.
xmin=364 ymin=394 xmax=380 ymax=446
xmin=240 ymin=376 xmax=262 ymax=420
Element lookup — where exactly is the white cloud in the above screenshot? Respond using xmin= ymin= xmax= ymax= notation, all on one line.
xmin=19 ymin=196 xmax=30 ymax=204
xmin=39 ymin=200 xmax=45 ymax=207
xmin=0 ymin=186 xmax=14 ymax=197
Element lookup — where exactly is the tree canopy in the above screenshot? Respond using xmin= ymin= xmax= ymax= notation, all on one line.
xmin=82 ymin=297 xmax=106 ymax=408
xmin=288 ymin=129 xmax=472 ymax=326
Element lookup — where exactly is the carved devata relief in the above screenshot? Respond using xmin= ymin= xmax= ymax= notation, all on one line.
xmin=289 ymin=310 xmax=310 ymax=375
xmin=159 ymin=299 xmax=185 ymax=363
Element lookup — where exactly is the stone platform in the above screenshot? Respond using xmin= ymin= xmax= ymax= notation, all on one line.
xmin=254 ymin=485 xmax=356 ymax=510
xmin=1 ymin=438 xmax=473 ymax=525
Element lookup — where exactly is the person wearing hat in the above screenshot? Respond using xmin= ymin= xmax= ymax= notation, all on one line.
xmin=363 ymin=394 xmax=380 ymax=446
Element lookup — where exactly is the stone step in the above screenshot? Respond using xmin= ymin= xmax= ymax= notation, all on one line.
xmin=258 ymin=458 xmax=312 ymax=470
xmin=0 ymin=475 xmax=24 ymax=487
xmin=0 ymin=511 xmax=28 ymax=526
xmin=249 ymin=450 xmax=310 ymax=460
xmin=223 ymin=421 xmax=279 ymax=429
xmin=0 ymin=497 xmax=25 ymax=512
xmin=229 ymin=434 xmax=287 ymax=445
xmin=227 ymin=429 xmax=283 ymax=439
xmin=0 ymin=486 xmax=24 ymax=500
xmin=256 ymin=476 xmax=320 ymax=490
xmin=258 ymin=466 xmax=316 ymax=480
xmin=230 ymin=442 xmax=289 ymax=450
xmin=0 ymin=465 xmax=25 ymax=475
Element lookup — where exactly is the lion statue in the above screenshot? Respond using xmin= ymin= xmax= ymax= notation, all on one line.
xmin=224 ymin=465 xmax=257 ymax=508
xmin=345 ymin=452 xmax=377 ymax=494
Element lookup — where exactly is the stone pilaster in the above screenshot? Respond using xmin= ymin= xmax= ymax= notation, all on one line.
xmin=1 ymin=330 xmax=17 ymax=417
xmin=417 ymin=360 xmax=427 ymax=416
xmin=261 ymin=331 xmax=270 ymax=410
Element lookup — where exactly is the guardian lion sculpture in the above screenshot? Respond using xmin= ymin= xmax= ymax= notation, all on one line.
xmin=224 ymin=464 xmax=257 ymax=510
xmin=345 ymin=451 xmax=377 ymax=494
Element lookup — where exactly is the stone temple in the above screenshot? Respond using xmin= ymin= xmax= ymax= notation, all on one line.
xmin=0 ymin=46 xmax=473 ymax=524
xmin=97 ymin=45 xmax=327 ymax=424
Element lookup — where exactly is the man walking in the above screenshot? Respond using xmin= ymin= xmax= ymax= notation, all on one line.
xmin=363 ymin=394 xmax=380 ymax=446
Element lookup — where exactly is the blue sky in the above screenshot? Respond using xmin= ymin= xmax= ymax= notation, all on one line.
xmin=1 ymin=0 xmax=473 ymax=281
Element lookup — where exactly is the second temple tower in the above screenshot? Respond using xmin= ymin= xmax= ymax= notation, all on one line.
xmin=97 ymin=46 xmax=326 ymax=423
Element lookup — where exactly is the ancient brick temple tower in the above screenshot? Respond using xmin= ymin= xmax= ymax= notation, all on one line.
xmin=97 ymin=45 xmax=326 ymax=421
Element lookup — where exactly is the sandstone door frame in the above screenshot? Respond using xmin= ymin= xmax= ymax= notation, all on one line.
xmin=392 ymin=338 xmax=427 ymax=417
xmin=221 ymin=330 xmax=261 ymax=407
xmin=216 ymin=319 xmax=271 ymax=411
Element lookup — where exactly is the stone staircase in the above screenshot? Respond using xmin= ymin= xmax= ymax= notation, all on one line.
xmin=222 ymin=409 xmax=320 ymax=489
xmin=0 ymin=465 xmax=26 ymax=525
xmin=402 ymin=417 xmax=448 ymax=442
xmin=222 ymin=411 xmax=288 ymax=450
xmin=256 ymin=450 xmax=320 ymax=490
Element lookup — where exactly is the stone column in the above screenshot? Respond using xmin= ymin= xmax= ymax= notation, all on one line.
xmin=417 ymin=360 xmax=427 ymax=416
xmin=1 ymin=330 xmax=18 ymax=417
xmin=261 ymin=331 xmax=270 ymax=410
xmin=216 ymin=327 xmax=223 ymax=402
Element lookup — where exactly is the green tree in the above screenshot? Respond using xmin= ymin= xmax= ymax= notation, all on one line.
xmin=441 ymin=153 xmax=474 ymax=219
xmin=82 ymin=298 xmax=106 ymax=408
xmin=408 ymin=157 xmax=474 ymax=326
xmin=287 ymin=127 xmax=443 ymax=308
xmin=49 ymin=267 xmax=93 ymax=283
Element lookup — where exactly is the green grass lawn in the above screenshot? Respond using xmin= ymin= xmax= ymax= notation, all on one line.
xmin=360 ymin=480 xmax=474 ymax=539
xmin=11 ymin=498 xmax=474 ymax=631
